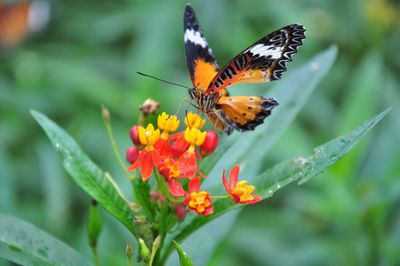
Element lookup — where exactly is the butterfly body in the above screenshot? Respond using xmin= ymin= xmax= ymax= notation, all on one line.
xmin=184 ymin=5 xmax=305 ymax=134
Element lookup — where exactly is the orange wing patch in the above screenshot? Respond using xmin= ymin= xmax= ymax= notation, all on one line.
xmin=193 ymin=59 xmax=218 ymax=90
xmin=0 ymin=2 xmax=29 ymax=47
xmin=215 ymin=96 xmax=278 ymax=131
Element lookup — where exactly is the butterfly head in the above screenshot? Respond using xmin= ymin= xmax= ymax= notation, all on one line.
xmin=188 ymin=87 xmax=220 ymax=112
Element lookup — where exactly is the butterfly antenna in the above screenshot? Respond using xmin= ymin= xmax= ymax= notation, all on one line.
xmin=136 ymin=71 xmax=192 ymax=90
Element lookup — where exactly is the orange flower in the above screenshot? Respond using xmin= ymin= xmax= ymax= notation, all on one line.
xmin=127 ymin=124 xmax=162 ymax=181
xmin=184 ymin=178 xmax=213 ymax=216
xmin=222 ymin=165 xmax=262 ymax=204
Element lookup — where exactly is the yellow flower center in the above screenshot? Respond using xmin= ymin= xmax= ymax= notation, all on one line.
xmin=188 ymin=191 xmax=211 ymax=213
xmin=138 ymin=124 xmax=160 ymax=149
xmin=158 ymin=112 xmax=180 ymax=134
xmin=163 ymin=159 xmax=180 ymax=179
xmin=184 ymin=127 xmax=206 ymax=146
xmin=184 ymin=111 xmax=206 ymax=129
xmin=232 ymin=181 xmax=255 ymax=203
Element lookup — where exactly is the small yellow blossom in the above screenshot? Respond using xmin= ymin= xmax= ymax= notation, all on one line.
xmin=184 ymin=127 xmax=206 ymax=147
xmin=184 ymin=111 xmax=205 ymax=129
xmin=138 ymin=124 xmax=160 ymax=148
xmin=188 ymin=191 xmax=211 ymax=214
xmin=158 ymin=112 xmax=180 ymax=137
xmin=232 ymin=181 xmax=256 ymax=203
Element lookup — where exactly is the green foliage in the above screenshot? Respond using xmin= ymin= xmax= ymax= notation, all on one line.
xmin=1 ymin=0 xmax=399 ymax=265
xmin=31 ymin=110 xmax=136 ymax=236
xmin=173 ymin=241 xmax=195 ymax=266
xmin=162 ymin=108 xmax=389 ymax=265
xmin=0 ymin=213 xmax=91 ymax=266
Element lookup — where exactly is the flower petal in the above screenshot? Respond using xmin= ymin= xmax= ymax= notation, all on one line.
xmin=178 ymin=151 xmax=197 ymax=178
xmin=229 ymin=164 xmax=240 ymax=190
xmin=127 ymin=151 xmax=145 ymax=171
xmin=244 ymin=195 xmax=262 ymax=204
xmin=222 ymin=169 xmax=230 ymax=193
xmin=150 ymin=150 xmax=163 ymax=167
xmin=141 ymin=151 xmax=154 ymax=181
xmin=168 ymin=180 xmax=185 ymax=197
xmin=188 ymin=178 xmax=201 ymax=192
xmin=203 ymin=205 xmax=214 ymax=216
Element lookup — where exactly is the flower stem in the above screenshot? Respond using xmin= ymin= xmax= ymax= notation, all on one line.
xmin=91 ymin=246 xmax=100 ymax=266
xmin=211 ymin=195 xmax=229 ymax=199
xmin=102 ymin=106 xmax=136 ymax=180
xmin=154 ymin=170 xmax=171 ymax=200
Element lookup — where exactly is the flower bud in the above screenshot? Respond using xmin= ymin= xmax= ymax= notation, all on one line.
xmin=87 ymin=200 xmax=103 ymax=248
xmin=200 ymin=130 xmax=218 ymax=156
xmin=139 ymin=98 xmax=160 ymax=116
xmin=126 ymin=146 xmax=139 ymax=164
xmin=175 ymin=203 xmax=187 ymax=222
xmin=129 ymin=125 xmax=141 ymax=145
xmin=150 ymin=191 xmax=165 ymax=205
xmin=138 ymin=238 xmax=150 ymax=262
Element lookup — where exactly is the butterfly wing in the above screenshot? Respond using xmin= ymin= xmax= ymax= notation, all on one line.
xmin=206 ymin=24 xmax=305 ymax=94
xmin=184 ymin=4 xmax=219 ymax=91
xmin=0 ymin=2 xmax=29 ymax=48
xmin=213 ymin=96 xmax=278 ymax=133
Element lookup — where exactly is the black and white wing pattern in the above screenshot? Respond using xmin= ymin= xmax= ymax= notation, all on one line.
xmin=184 ymin=4 xmax=219 ymax=90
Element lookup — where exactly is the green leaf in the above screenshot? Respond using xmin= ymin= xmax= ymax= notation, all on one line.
xmin=172 ymin=241 xmax=195 ymax=266
xmin=334 ymin=53 xmax=382 ymax=177
xmin=0 ymin=213 xmax=90 ymax=266
xmin=31 ymin=110 xmax=136 ymax=236
xmin=162 ymin=108 xmax=390 ymax=265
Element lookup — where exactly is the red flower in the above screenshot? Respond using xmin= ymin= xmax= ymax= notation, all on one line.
xmin=184 ymin=178 xmax=213 ymax=216
xmin=170 ymin=132 xmax=189 ymax=158
xmin=127 ymin=149 xmax=162 ymax=181
xmin=222 ymin=165 xmax=262 ymax=204
xmin=154 ymin=137 xmax=171 ymax=157
xmin=127 ymin=124 xmax=162 ymax=181
xmin=178 ymin=150 xmax=197 ymax=178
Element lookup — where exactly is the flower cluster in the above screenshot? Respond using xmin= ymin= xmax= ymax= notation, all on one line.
xmin=126 ymin=111 xmax=261 ymax=217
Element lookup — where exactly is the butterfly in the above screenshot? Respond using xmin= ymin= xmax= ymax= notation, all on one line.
xmin=0 ymin=0 xmax=49 ymax=48
xmin=184 ymin=4 xmax=305 ymax=134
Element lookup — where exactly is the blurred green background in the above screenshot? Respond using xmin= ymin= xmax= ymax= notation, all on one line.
xmin=1 ymin=0 xmax=400 ymax=265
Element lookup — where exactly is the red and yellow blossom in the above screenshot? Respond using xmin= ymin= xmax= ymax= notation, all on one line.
xmin=178 ymin=127 xmax=206 ymax=178
xmin=184 ymin=178 xmax=213 ymax=216
xmin=159 ymin=158 xmax=180 ymax=181
xmin=170 ymin=112 xmax=206 ymax=157
xmin=222 ymin=164 xmax=262 ymax=204
xmin=155 ymin=112 xmax=180 ymax=156
xmin=127 ymin=124 xmax=162 ymax=181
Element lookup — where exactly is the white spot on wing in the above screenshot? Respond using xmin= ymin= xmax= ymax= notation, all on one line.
xmin=248 ymin=44 xmax=282 ymax=59
xmin=184 ymin=29 xmax=208 ymax=48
